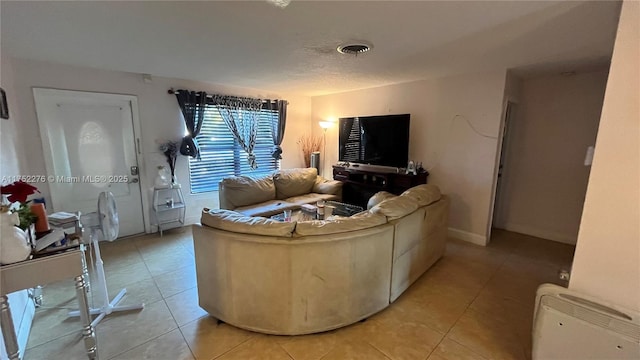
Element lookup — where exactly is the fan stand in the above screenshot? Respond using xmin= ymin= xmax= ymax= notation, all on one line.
xmin=68 ymin=227 xmax=144 ymax=327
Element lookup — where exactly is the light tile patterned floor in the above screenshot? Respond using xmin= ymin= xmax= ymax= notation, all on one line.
xmin=24 ymin=227 xmax=574 ymax=360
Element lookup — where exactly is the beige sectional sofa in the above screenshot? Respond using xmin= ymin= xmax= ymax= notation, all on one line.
xmin=218 ymin=167 xmax=343 ymax=217
xmin=194 ymin=184 xmax=449 ymax=335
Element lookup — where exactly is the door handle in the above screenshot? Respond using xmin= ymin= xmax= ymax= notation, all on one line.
xmin=128 ymin=178 xmax=139 ymax=184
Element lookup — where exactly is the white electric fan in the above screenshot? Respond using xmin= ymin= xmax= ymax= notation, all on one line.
xmin=68 ymin=191 xmax=144 ymax=327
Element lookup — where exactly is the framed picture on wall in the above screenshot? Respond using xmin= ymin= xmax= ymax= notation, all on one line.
xmin=0 ymin=88 xmax=8 ymax=119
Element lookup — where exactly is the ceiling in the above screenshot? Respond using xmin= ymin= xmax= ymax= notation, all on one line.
xmin=1 ymin=1 xmax=621 ymax=96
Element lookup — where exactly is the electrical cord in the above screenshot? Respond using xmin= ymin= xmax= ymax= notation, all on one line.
xmin=462 ymin=115 xmax=499 ymax=139
xmin=426 ymin=114 xmax=498 ymax=172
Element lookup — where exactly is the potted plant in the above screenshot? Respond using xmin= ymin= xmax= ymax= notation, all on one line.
xmin=0 ymin=181 xmax=40 ymax=229
xmin=0 ymin=181 xmax=41 ymax=263
xmin=297 ymin=134 xmax=323 ymax=168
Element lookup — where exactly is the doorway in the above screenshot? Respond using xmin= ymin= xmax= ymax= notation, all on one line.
xmin=488 ymin=70 xmax=607 ymax=245
xmin=492 ymin=100 xmax=516 ymax=229
xmin=33 ymin=89 xmax=146 ymax=237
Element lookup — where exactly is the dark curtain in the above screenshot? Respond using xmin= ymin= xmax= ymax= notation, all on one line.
xmin=269 ymin=100 xmax=287 ymax=160
xmin=175 ymin=90 xmax=207 ymax=159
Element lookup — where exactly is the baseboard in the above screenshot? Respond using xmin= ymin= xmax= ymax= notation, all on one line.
xmin=448 ymin=228 xmax=487 ymax=246
xmin=501 ymin=222 xmax=577 ymax=245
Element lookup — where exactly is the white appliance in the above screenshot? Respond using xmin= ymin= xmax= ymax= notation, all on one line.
xmin=68 ymin=192 xmax=144 ymax=327
xmin=533 ymin=283 xmax=640 ymax=359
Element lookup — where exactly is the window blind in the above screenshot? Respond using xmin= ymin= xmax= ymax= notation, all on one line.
xmin=188 ymin=106 xmax=279 ymax=193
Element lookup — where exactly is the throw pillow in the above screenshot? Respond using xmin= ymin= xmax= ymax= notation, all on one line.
xmin=367 ymin=191 xmax=397 ymax=210
xmin=400 ymin=184 xmax=442 ymax=207
xmin=370 ymin=196 xmax=419 ymax=220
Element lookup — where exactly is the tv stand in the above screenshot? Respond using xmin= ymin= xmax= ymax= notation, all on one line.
xmin=333 ymin=165 xmax=428 ymax=209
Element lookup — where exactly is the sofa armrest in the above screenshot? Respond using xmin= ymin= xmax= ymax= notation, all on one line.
xmin=312 ymin=177 xmax=343 ymax=201
xmin=218 ymin=181 xmax=232 ymax=210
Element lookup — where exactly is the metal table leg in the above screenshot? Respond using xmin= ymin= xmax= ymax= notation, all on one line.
xmin=75 ymin=275 xmax=97 ymax=359
xmin=0 ymin=295 xmax=20 ymax=360
xmin=81 ymin=248 xmax=91 ymax=293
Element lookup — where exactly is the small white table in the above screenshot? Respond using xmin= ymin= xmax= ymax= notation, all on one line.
xmin=0 ymin=246 xmax=96 ymax=359
xmin=152 ymin=185 xmax=186 ymax=236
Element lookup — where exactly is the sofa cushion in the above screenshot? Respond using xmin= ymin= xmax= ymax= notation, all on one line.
xmin=201 ymin=208 xmax=296 ymax=237
xmin=273 ymin=168 xmax=318 ymax=199
xmin=220 ymin=175 xmax=276 ymax=209
xmin=312 ymin=178 xmax=343 ymax=197
xmin=370 ymin=196 xmax=419 ymax=220
xmin=285 ymin=193 xmax=338 ymax=207
xmin=295 ymin=211 xmax=387 ymax=236
xmin=234 ymin=200 xmax=298 ymax=218
xmin=367 ymin=191 xmax=397 ymax=210
xmin=400 ymin=184 xmax=442 ymax=207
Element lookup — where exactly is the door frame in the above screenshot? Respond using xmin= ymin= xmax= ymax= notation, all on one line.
xmin=32 ymin=88 xmax=151 ymax=235
xmin=486 ymin=98 xmax=518 ymax=243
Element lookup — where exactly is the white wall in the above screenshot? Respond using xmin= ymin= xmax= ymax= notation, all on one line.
xmin=496 ymin=70 xmax=608 ymax=244
xmin=503 ymin=72 xmax=523 ymax=104
xmin=311 ymin=71 xmax=507 ymax=245
xmin=570 ymin=0 xmax=639 ymax=311
xmin=0 ymin=56 xmax=27 ymax=177
xmin=6 ymin=57 xmax=311 ymax=228
xmin=0 ymin=55 xmax=35 ymax=360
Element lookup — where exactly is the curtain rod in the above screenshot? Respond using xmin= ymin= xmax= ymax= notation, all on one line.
xmin=167 ymin=88 xmax=285 ymax=104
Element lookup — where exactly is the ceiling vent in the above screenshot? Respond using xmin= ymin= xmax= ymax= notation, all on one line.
xmin=337 ymin=42 xmax=373 ymax=56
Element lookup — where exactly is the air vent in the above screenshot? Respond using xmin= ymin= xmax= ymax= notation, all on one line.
xmin=337 ymin=42 xmax=373 ymax=56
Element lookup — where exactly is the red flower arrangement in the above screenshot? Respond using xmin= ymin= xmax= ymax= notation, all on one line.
xmin=0 ymin=181 xmax=40 ymax=203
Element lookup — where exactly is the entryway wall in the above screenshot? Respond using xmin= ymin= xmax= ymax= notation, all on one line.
xmin=493 ymin=68 xmax=609 ymax=245
xmin=4 ymin=56 xmax=312 ymax=228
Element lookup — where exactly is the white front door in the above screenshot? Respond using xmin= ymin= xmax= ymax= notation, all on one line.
xmin=33 ymin=89 xmax=145 ymax=237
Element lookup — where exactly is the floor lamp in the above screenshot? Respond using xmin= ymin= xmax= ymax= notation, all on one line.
xmin=319 ymin=121 xmax=333 ymax=176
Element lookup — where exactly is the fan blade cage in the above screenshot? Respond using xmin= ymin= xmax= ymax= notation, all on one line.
xmin=80 ymin=212 xmax=101 ymax=229
xmin=97 ymin=191 xmax=120 ymax=241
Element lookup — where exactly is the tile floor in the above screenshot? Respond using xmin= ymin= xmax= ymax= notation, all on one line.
xmin=24 ymin=227 xmax=574 ymax=360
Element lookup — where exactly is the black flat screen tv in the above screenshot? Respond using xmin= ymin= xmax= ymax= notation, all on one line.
xmin=338 ymin=114 xmax=410 ymax=168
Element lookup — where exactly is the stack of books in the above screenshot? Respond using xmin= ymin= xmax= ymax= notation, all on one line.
xmin=48 ymin=212 xmax=78 ymax=227
xmin=34 ymin=212 xmax=82 ymax=256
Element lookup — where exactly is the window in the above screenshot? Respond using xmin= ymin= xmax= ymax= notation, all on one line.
xmin=188 ymin=106 xmax=279 ymax=193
